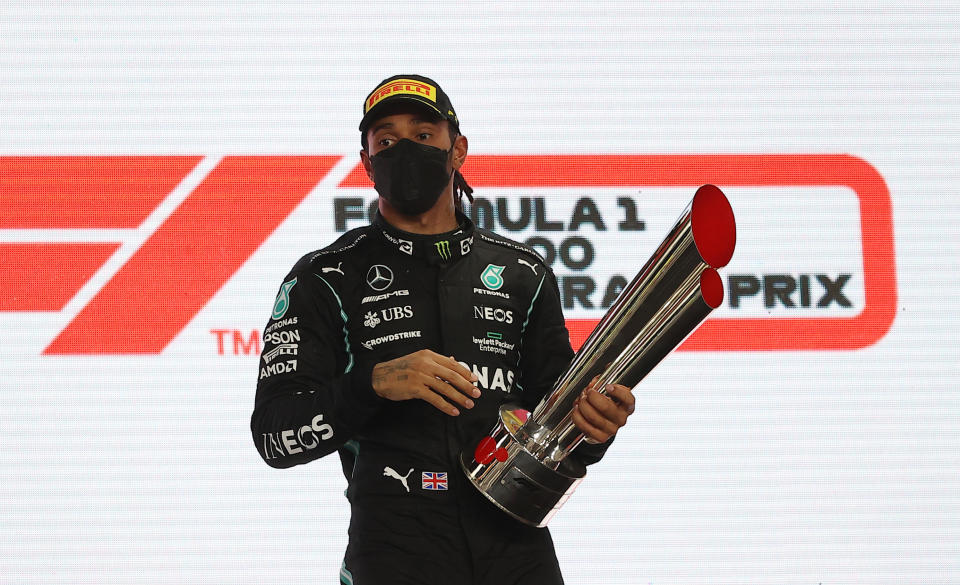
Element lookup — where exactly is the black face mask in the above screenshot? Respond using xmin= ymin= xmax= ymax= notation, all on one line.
xmin=369 ymin=139 xmax=452 ymax=215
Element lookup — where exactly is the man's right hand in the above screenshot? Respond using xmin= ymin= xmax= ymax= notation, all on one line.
xmin=371 ymin=350 xmax=481 ymax=416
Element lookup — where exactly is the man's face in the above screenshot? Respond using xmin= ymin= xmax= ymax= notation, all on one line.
xmin=364 ymin=105 xmax=453 ymax=157
xmin=360 ymin=103 xmax=468 ymax=186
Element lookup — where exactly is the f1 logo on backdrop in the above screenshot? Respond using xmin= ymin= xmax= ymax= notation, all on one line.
xmin=0 ymin=154 xmax=895 ymax=354
xmin=0 ymin=155 xmax=340 ymax=354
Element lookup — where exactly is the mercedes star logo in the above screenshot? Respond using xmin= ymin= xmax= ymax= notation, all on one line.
xmin=366 ymin=264 xmax=394 ymax=291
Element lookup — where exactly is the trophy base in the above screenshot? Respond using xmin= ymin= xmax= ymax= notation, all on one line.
xmin=460 ymin=405 xmax=586 ymax=528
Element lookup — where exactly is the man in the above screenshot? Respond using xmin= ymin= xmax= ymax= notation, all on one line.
xmin=251 ymin=74 xmax=635 ymax=585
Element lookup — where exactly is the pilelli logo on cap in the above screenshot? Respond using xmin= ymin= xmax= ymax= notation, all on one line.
xmin=366 ymin=79 xmax=437 ymax=113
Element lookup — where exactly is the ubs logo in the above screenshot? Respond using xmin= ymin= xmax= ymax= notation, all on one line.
xmin=366 ymin=265 xmax=394 ymax=291
xmin=364 ymin=305 xmax=414 ymax=329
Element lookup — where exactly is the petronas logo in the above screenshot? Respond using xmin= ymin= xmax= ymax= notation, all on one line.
xmin=480 ymin=264 xmax=505 ymax=290
xmin=272 ymin=277 xmax=298 ymax=320
xmin=435 ymin=240 xmax=452 ymax=260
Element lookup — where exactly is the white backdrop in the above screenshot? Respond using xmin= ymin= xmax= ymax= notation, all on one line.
xmin=1 ymin=2 xmax=959 ymax=584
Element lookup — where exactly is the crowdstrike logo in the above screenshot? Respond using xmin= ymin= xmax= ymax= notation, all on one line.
xmin=361 ymin=330 xmax=422 ymax=350
xmin=1 ymin=154 xmax=896 ymax=354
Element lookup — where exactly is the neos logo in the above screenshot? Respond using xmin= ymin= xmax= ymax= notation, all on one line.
xmin=474 ymin=305 xmax=514 ymax=324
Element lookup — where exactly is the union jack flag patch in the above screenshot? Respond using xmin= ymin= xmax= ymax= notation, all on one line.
xmin=421 ymin=471 xmax=448 ymax=491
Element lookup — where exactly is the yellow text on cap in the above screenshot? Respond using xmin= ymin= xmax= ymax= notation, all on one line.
xmin=366 ymin=79 xmax=438 ymax=113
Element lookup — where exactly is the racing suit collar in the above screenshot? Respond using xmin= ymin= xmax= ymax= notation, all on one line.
xmin=374 ymin=210 xmax=476 ymax=265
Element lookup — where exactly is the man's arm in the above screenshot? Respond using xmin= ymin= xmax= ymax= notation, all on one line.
xmin=251 ymin=270 xmax=382 ymax=469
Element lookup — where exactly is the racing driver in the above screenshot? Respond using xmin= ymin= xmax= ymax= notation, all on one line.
xmin=251 ymin=74 xmax=636 ymax=585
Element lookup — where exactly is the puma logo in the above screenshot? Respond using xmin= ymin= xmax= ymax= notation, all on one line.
xmin=383 ymin=466 xmax=414 ymax=493
xmin=322 ymin=262 xmax=344 ymax=275
xmin=517 ymin=258 xmax=538 ymax=275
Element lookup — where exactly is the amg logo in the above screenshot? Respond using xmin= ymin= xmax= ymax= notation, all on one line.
xmin=362 ymin=289 xmax=410 ymax=304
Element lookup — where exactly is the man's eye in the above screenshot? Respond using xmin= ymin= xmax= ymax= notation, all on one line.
xmin=417 ymin=133 xmax=431 ymax=140
xmin=378 ymin=138 xmax=395 ymax=147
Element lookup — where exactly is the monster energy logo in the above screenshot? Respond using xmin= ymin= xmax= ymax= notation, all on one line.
xmin=435 ymin=240 xmax=452 ymax=259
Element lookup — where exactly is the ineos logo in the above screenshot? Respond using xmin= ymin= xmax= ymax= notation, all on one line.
xmin=366 ymin=265 xmax=394 ymax=291
xmin=474 ymin=305 xmax=514 ymax=324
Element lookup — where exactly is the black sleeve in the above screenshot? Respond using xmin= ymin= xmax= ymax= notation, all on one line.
xmin=516 ymin=264 xmax=613 ymax=467
xmin=250 ymin=268 xmax=384 ymax=469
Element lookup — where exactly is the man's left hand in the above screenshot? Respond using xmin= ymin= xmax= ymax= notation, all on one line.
xmin=572 ymin=382 xmax=635 ymax=444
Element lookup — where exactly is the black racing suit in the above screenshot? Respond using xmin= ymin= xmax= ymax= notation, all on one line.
xmin=251 ymin=211 xmax=610 ymax=585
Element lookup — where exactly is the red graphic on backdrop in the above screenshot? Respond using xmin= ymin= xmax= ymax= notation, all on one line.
xmin=0 ymin=243 xmax=120 ymax=311
xmin=1 ymin=156 xmax=200 ymax=313
xmin=1 ymin=154 xmax=895 ymax=354
xmin=1 ymin=155 xmax=341 ymax=354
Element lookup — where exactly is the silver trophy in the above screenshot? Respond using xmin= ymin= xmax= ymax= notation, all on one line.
xmin=460 ymin=184 xmax=737 ymax=527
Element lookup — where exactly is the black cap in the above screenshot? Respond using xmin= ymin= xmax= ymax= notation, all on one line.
xmin=359 ymin=74 xmax=460 ymax=133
